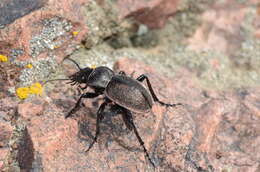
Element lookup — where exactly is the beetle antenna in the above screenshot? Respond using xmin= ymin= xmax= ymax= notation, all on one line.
xmin=64 ymin=57 xmax=82 ymax=71
xmin=43 ymin=79 xmax=70 ymax=85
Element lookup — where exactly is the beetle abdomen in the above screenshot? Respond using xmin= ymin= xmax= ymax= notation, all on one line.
xmin=105 ymin=75 xmax=153 ymax=113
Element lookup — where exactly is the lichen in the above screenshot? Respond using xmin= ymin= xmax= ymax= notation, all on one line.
xmin=18 ymin=57 xmax=58 ymax=86
xmin=16 ymin=82 xmax=43 ymax=100
xmin=30 ymin=17 xmax=72 ymax=58
xmin=25 ymin=64 xmax=33 ymax=69
xmin=16 ymin=87 xmax=30 ymax=99
xmin=72 ymin=31 xmax=79 ymax=36
xmin=0 ymin=54 xmax=8 ymax=62
xmin=29 ymin=82 xmax=43 ymax=95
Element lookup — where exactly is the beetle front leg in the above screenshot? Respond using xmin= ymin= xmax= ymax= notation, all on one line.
xmin=65 ymin=92 xmax=100 ymax=118
xmin=136 ymin=74 xmax=182 ymax=107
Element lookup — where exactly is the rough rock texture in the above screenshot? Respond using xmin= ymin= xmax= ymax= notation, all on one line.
xmin=1 ymin=58 xmax=260 ymax=171
xmin=0 ymin=94 xmax=18 ymax=169
xmin=0 ymin=121 xmax=12 ymax=168
xmin=0 ymin=0 xmax=180 ymax=63
xmin=187 ymin=0 xmax=260 ymax=56
xmin=0 ymin=0 xmax=181 ymax=89
xmin=2 ymin=58 xmax=190 ymax=171
xmin=117 ymin=0 xmax=180 ymax=29
xmin=1 ymin=0 xmax=260 ymax=171
xmin=115 ymin=59 xmax=260 ymax=172
xmin=0 ymin=0 xmax=89 ymax=61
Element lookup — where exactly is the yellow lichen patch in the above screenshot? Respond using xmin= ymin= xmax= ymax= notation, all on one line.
xmin=72 ymin=31 xmax=79 ymax=36
xmin=16 ymin=87 xmax=30 ymax=99
xmin=29 ymin=82 xmax=43 ymax=95
xmin=16 ymin=82 xmax=43 ymax=99
xmin=90 ymin=64 xmax=96 ymax=69
xmin=0 ymin=54 xmax=8 ymax=62
xmin=26 ymin=64 xmax=33 ymax=68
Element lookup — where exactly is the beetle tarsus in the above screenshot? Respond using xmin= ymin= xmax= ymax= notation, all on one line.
xmin=136 ymin=74 xmax=181 ymax=109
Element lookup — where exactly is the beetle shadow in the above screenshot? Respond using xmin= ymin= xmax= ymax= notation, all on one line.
xmin=76 ymin=99 xmax=143 ymax=152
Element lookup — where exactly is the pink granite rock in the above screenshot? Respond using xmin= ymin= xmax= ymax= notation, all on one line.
xmin=187 ymin=0 xmax=259 ymax=55
xmin=117 ymin=0 xmax=180 ymax=29
xmin=1 ymin=58 xmax=260 ymax=171
xmin=0 ymin=0 xmax=88 ymax=62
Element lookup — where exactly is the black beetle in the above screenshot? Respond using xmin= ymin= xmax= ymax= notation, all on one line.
xmin=45 ymin=58 xmax=182 ymax=167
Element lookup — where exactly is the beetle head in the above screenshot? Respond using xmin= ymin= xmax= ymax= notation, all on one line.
xmin=68 ymin=67 xmax=93 ymax=85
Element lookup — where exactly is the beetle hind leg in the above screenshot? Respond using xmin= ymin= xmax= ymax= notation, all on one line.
xmin=85 ymin=100 xmax=108 ymax=152
xmin=119 ymin=106 xmax=155 ymax=167
xmin=136 ymin=74 xmax=183 ymax=108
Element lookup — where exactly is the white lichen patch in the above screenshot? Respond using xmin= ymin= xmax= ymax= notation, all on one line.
xmin=30 ymin=17 xmax=72 ymax=58
xmin=19 ymin=57 xmax=58 ymax=86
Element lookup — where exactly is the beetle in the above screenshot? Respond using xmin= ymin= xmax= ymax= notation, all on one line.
xmin=45 ymin=58 xmax=182 ymax=167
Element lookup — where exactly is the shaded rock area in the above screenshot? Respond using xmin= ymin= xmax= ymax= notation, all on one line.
xmin=2 ymin=120 xmax=35 ymax=172
xmin=0 ymin=0 xmax=260 ymax=172
xmin=0 ymin=0 xmax=45 ymax=26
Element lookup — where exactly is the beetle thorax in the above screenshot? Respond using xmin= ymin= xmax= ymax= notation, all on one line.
xmin=87 ymin=66 xmax=115 ymax=89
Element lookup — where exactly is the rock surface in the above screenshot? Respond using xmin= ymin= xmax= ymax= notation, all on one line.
xmin=2 ymin=58 xmax=190 ymax=171
xmin=187 ymin=0 xmax=260 ymax=56
xmin=1 ymin=58 xmax=260 ymax=171
xmin=0 ymin=0 xmax=89 ymax=62
xmin=117 ymin=0 xmax=180 ymax=29
xmin=0 ymin=0 xmax=180 ymax=63
xmin=0 ymin=0 xmax=260 ymax=171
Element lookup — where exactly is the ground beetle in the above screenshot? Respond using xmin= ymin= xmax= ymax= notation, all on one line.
xmin=45 ymin=58 xmax=182 ymax=167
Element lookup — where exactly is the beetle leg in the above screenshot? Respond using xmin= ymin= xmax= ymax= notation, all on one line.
xmin=121 ymin=110 xmax=133 ymax=131
xmin=109 ymin=104 xmax=133 ymax=130
xmin=65 ymin=92 xmax=100 ymax=118
xmin=120 ymin=107 xmax=155 ymax=167
xmin=136 ymin=74 xmax=182 ymax=107
xmin=85 ymin=100 xmax=108 ymax=152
